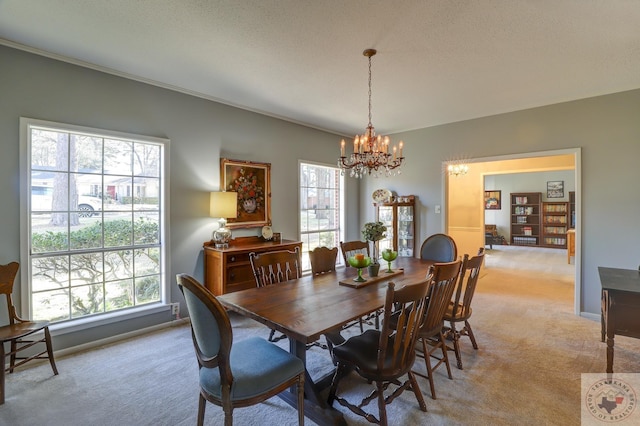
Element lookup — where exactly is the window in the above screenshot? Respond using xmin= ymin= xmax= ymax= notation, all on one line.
xmin=299 ymin=162 xmax=344 ymax=271
xmin=21 ymin=118 xmax=167 ymax=324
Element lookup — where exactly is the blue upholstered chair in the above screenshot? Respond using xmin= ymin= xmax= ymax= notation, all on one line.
xmin=176 ymin=274 xmax=305 ymax=426
xmin=419 ymin=233 xmax=458 ymax=263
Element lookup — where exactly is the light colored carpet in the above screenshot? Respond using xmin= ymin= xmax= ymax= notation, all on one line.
xmin=2 ymin=245 xmax=640 ymax=426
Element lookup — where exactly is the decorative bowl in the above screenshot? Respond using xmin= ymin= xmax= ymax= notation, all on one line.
xmin=348 ymin=255 xmax=371 ymax=269
xmin=381 ymin=249 xmax=398 ymax=273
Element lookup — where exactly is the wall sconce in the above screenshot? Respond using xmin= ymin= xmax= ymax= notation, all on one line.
xmin=210 ymin=191 xmax=238 ymax=248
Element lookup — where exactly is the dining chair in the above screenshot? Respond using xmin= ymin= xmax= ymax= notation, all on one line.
xmin=308 ymin=246 xmax=338 ymax=275
xmin=414 ymin=259 xmax=462 ymax=399
xmin=0 ymin=261 xmax=58 ymax=405
xmin=419 ymin=233 xmax=458 ymax=262
xmin=327 ymin=279 xmax=430 ymax=426
xmin=444 ymin=248 xmax=485 ymax=369
xmin=339 ymin=240 xmax=379 ymax=331
xmin=176 ymin=273 xmax=305 ymax=426
xmin=250 ymin=247 xmax=302 ymax=342
xmin=339 ymin=240 xmax=369 ymax=266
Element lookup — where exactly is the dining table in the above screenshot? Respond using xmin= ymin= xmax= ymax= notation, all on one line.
xmin=218 ymin=256 xmax=433 ymax=426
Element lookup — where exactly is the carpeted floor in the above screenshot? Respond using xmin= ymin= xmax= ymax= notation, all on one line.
xmin=2 ymin=245 xmax=639 ymax=425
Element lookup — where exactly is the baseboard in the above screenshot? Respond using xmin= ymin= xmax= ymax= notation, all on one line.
xmin=580 ymin=312 xmax=600 ymax=322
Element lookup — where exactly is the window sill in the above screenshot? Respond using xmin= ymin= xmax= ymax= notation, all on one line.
xmin=49 ymin=303 xmax=171 ymax=336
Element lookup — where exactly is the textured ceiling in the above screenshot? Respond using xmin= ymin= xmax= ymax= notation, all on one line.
xmin=1 ymin=1 xmax=639 ymax=136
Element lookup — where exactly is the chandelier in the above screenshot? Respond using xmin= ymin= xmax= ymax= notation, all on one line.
xmin=447 ymin=160 xmax=469 ymax=176
xmin=338 ymin=49 xmax=405 ymax=178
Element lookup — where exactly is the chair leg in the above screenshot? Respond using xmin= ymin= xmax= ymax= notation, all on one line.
xmin=45 ymin=327 xmax=59 ymax=375
xmin=297 ymin=373 xmax=305 ymax=426
xmin=327 ymin=363 xmax=348 ymax=406
xmin=197 ymin=393 xmax=206 ymax=426
xmin=376 ymin=381 xmax=387 ymax=426
xmin=439 ymin=332 xmax=453 ymax=380
xmin=9 ymin=339 xmax=17 ymax=374
xmin=1 ymin=343 xmax=5 ymax=405
xmin=408 ymin=371 xmax=428 ymax=412
xmin=465 ymin=320 xmax=478 ymax=349
xmin=421 ymin=338 xmax=437 ymax=400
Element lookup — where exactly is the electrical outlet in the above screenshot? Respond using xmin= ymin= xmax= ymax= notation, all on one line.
xmin=170 ymin=303 xmax=180 ymax=318
xmin=435 ymin=205 xmax=441 ymax=214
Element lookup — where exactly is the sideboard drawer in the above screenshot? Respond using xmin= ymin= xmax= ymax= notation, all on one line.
xmin=225 ymin=252 xmax=251 ymax=264
xmin=227 ymin=264 xmax=254 ymax=285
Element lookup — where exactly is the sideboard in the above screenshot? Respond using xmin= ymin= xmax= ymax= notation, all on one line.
xmin=203 ymin=236 xmax=302 ymax=295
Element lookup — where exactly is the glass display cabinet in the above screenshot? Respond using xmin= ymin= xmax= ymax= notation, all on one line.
xmin=374 ymin=195 xmax=416 ymax=257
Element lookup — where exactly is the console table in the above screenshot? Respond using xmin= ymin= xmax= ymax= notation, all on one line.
xmin=203 ymin=236 xmax=302 ymax=295
xmin=598 ymin=266 xmax=640 ymax=373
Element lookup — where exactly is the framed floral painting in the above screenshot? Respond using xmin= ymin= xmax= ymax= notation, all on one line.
xmin=221 ymin=158 xmax=271 ymax=228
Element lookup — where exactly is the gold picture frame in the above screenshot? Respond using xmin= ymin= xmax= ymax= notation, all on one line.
xmin=221 ymin=158 xmax=271 ymax=228
xmin=484 ymin=190 xmax=501 ymax=210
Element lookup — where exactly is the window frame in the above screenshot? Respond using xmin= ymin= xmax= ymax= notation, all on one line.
xmin=19 ymin=117 xmax=170 ymax=329
xmin=298 ymin=160 xmax=345 ymax=272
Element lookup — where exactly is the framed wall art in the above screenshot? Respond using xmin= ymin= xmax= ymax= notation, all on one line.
xmin=484 ymin=190 xmax=501 ymax=210
xmin=547 ymin=180 xmax=564 ymax=199
xmin=221 ymin=158 xmax=271 ymax=228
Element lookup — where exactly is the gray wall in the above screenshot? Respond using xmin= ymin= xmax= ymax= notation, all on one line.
xmin=485 ymin=170 xmax=576 ymax=240
xmin=366 ymin=91 xmax=640 ymax=316
xmin=2 ymin=44 xmax=640 ymax=349
xmin=0 ymin=45 xmax=358 ymax=349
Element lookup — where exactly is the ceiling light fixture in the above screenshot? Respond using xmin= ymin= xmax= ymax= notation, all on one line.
xmin=338 ymin=49 xmax=404 ymax=178
xmin=447 ymin=161 xmax=469 ymax=177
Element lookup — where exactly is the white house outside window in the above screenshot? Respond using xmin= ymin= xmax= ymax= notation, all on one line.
xmin=21 ymin=118 xmax=167 ymax=323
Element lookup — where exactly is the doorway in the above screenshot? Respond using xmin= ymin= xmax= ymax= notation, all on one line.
xmin=445 ymin=148 xmax=581 ymax=314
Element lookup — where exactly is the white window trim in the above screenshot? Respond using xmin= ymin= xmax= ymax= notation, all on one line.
xmin=19 ymin=117 xmax=171 ymax=326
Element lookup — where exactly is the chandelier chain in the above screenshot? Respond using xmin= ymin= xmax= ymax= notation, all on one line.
xmin=367 ymin=54 xmax=373 ymax=128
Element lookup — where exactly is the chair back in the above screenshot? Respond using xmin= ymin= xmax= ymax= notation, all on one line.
xmin=309 ymin=246 xmax=338 ymax=275
xmin=420 ymin=233 xmax=457 ymax=262
xmin=450 ymin=249 xmax=485 ymax=320
xmin=176 ymin=274 xmax=233 ymax=376
xmin=378 ymin=279 xmax=430 ymax=374
xmin=250 ymin=247 xmax=302 ymax=287
xmin=421 ymin=260 xmax=462 ymax=336
xmin=340 ymin=240 xmax=370 ymax=267
xmin=0 ymin=262 xmax=20 ymax=325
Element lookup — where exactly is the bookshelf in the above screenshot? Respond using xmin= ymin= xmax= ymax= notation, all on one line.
xmin=541 ymin=201 xmax=569 ymax=248
xmin=510 ymin=192 xmax=541 ymax=246
xmin=569 ymin=191 xmax=576 ymax=229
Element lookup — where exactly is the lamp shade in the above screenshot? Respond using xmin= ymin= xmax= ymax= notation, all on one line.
xmin=210 ymin=192 xmax=238 ymax=219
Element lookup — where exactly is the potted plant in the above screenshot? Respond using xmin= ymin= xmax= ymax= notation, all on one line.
xmin=362 ymin=221 xmax=387 ymax=277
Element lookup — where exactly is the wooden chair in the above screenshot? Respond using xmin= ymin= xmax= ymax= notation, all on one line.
xmin=444 ymin=248 xmax=485 ymax=369
xmin=250 ymin=247 xmax=302 ymax=342
xmin=309 ymin=246 xmax=338 ymax=275
xmin=414 ymin=259 xmax=462 ymax=400
xmin=327 ymin=279 xmax=430 ymax=426
xmin=419 ymin=233 xmax=458 ymax=263
xmin=176 ymin=274 xmax=305 ymax=426
xmin=0 ymin=262 xmax=58 ymax=405
xmin=339 ymin=240 xmax=369 ymax=266
xmin=340 ymin=240 xmax=377 ymax=331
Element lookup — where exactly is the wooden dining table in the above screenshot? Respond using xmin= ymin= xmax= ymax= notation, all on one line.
xmin=218 ymin=256 xmax=433 ymax=426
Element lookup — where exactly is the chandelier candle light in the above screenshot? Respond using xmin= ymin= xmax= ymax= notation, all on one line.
xmin=339 ymin=49 xmax=405 ymax=178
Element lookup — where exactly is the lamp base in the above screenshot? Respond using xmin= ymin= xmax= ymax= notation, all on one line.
xmin=213 ymin=218 xmax=232 ymax=248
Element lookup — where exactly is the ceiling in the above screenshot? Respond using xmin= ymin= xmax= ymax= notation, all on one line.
xmin=1 ymin=1 xmax=639 ymax=136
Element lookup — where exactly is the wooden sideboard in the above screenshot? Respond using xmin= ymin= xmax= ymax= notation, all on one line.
xmin=203 ymin=236 xmax=302 ymax=295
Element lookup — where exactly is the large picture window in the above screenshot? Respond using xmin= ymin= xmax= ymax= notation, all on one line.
xmin=299 ymin=162 xmax=344 ymax=271
xmin=21 ymin=119 xmax=167 ymax=323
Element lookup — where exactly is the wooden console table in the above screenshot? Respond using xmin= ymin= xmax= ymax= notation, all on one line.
xmin=598 ymin=266 xmax=640 ymax=373
xmin=203 ymin=236 xmax=302 ymax=295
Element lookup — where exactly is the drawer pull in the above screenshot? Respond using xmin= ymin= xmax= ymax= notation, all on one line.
xmin=230 ymin=273 xmax=235 ymax=280
xmin=230 ymin=256 xmax=236 ymax=262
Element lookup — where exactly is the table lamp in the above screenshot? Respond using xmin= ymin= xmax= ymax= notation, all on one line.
xmin=210 ymin=191 xmax=238 ymax=248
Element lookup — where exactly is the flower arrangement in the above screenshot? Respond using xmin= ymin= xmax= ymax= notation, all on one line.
xmin=228 ymin=167 xmax=264 ymax=211
xmin=362 ymin=221 xmax=387 ymax=263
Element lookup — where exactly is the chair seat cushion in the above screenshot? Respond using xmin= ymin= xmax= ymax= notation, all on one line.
xmin=332 ymin=330 xmax=411 ymax=379
xmin=199 ymin=336 xmax=304 ymax=401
